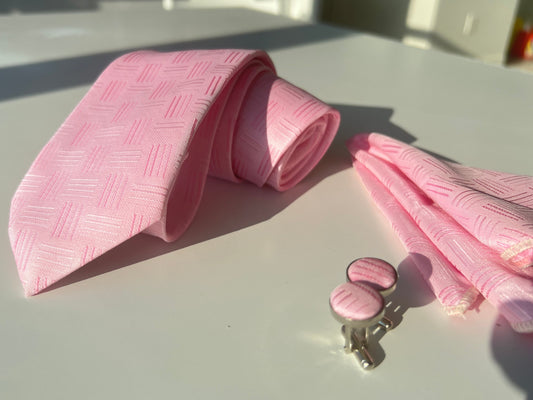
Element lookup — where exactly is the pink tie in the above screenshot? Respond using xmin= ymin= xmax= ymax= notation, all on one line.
xmin=8 ymin=49 xmax=340 ymax=296
xmin=347 ymin=133 xmax=533 ymax=333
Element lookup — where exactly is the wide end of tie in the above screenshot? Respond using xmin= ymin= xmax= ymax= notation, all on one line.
xmin=9 ymin=225 xmax=81 ymax=296
xmin=8 ymin=49 xmax=342 ymax=296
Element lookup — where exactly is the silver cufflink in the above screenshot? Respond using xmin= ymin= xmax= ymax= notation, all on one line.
xmin=329 ymin=257 xmax=398 ymax=370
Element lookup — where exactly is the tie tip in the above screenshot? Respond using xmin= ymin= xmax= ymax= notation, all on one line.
xmin=20 ymin=274 xmax=51 ymax=297
xmin=22 ymin=282 xmax=40 ymax=297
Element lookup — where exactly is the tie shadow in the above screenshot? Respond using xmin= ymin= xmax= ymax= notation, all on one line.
xmin=42 ymin=103 xmax=415 ymax=293
xmin=0 ymin=23 xmax=355 ymax=102
xmin=0 ymin=0 xmax=98 ymax=13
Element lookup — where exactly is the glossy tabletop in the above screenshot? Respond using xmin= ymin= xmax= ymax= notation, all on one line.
xmin=1 ymin=4 xmax=532 ymax=399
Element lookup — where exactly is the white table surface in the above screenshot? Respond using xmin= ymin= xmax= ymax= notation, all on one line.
xmin=1 ymin=4 xmax=532 ymax=399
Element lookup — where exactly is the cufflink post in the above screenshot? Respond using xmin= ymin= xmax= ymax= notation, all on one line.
xmin=341 ymin=325 xmax=375 ymax=369
xmin=330 ymin=282 xmax=385 ymax=370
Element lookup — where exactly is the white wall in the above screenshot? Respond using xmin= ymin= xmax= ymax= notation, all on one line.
xmin=320 ymin=0 xmax=520 ymax=64
xmin=403 ymin=0 xmax=440 ymax=49
xmin=161 ymin=0 xmax=321 ymax=21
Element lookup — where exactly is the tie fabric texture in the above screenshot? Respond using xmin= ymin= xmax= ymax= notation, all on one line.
xmin=347 ymin=133 xmax=533 ymax=333
xmin=9 ymin=49 xmax=340 ymax=297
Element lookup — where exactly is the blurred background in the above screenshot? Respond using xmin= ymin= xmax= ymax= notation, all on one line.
xmin=2 ymin=0 xmax=533 ymax=72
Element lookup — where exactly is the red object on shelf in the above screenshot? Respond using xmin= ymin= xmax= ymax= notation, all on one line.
xmin=511 ymin=27 xmax=533 ymax=59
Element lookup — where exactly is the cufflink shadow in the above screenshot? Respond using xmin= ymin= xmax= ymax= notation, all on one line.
xmin=385 ymin=256 xmax=438 ymax=328
xmin=41 ymin=104 xmax=416 ymax=294
xmin=491 ymin=304 xmax=533 ymax=400
xmin=368 ymin=254 xmax=436 ymax=367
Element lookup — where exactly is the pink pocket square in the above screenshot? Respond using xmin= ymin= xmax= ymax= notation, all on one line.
xmin=347 ymin=133 xmax=533 ymax=333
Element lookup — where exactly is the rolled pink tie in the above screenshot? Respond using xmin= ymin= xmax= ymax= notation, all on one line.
xmin=347 ymin=133 xmax=533 ymax=333
xmin=8 ymin=49 xmax=340 ymax=296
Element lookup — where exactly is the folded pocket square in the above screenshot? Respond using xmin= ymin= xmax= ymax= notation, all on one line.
xmin=347 ymin=133 xmax=533 ymax=333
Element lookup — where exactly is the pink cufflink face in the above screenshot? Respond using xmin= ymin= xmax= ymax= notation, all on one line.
xmin=346 ymin=257 xmax=398 ymax=297
xmin=329 ymin=282 xmax=385 ymax=327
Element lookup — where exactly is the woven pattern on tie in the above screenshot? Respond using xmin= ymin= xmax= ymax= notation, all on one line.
xmin=8 ymin=49 xmax=340 ymax=296
xmin=347 ymin=133 xmax=533 ymax=333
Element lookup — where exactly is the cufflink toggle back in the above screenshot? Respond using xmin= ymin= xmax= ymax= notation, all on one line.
xmin=329 ymin=258 xmax=398 ymax=369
